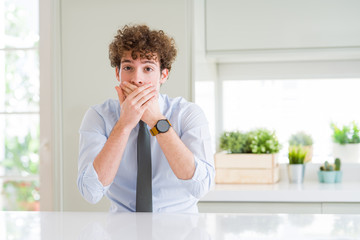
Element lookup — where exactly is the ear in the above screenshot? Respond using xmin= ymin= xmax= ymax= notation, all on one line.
xmin=115 ymin=66 xmax=120 ymax=82
xmin=160 ymin=68 xmax=169 ymax=84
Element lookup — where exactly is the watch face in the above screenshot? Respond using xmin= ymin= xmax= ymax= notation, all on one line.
xmin=157 ymin=120 xmax=170 ymax=132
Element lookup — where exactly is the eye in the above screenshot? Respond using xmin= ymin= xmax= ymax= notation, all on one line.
xmin=123 ymin=66 xmax=132 ymax=71
xmin=145 ymin=67 xmax=153 ymax=72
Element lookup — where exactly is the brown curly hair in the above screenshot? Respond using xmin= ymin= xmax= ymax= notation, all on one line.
xmin=109 ymin=25 xmax=177 ymax=72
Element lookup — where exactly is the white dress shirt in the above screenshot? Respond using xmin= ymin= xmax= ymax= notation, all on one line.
xmin=77 ymin=94 xmax=215 ymax=213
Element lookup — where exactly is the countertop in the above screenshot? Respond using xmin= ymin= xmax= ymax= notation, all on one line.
xmin=200 ymin=181 xmax=360 ymax=202
xmin=1 ymin=211 xmax=360 ymax=239
xmin=200 ymin=164 xmax=360 ymax=203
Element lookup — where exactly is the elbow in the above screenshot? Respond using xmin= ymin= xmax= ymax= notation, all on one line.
xmin=77 ymin=177 xmax=104 ymax=204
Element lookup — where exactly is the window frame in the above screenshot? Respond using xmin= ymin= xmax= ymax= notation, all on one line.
xmin=39 ymin=0 xmax=62 ymax=211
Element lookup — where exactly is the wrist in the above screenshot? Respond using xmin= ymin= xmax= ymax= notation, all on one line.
xmin=149 ymin=115 xmax=166 ymax=128
xmin=113 ymin=120 xmax=133 ymax=136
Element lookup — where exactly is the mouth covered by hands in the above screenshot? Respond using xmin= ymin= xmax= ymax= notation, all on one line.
xmin=117 ymin=81 xmax=164 ymax=128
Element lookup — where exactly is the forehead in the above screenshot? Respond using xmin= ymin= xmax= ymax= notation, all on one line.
xmin=121 ymin=51 xmax=160 ymax=65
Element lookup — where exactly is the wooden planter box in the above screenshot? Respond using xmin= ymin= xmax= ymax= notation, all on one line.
xmin=214 ymin=152 xmax=280 ymax=184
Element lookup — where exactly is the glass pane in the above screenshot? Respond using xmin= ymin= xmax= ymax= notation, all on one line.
xmin=0 ymin=114 xmax=39 ymax=176
xmin=0 ymin=50 xmax=39 ymax=112
xmin=1 ymin=180 xmax=40 ymax=211
xmin=1 ymin=0 xmax=39 ymax=48
xmin=222 ymin=79 xmax=360 ymax=163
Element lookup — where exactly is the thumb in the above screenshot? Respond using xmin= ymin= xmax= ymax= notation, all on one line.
xmin=115 ymin=86 xmax=125 ymax=105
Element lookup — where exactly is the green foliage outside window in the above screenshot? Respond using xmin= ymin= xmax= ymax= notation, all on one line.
xmin=0 ymin=128 xmax=40 ymax=211
xmin=331 ymin=122 xmax=360 ymax=145
xmin=0 ymin=0 xmax=40 ymax=211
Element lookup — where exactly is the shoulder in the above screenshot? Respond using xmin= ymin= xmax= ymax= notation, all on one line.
xmin=163 ymin=95 xmax=203 ymax=115
xmin=90 ymin=98 xmax=119 ymax=117
xmin=80 ymin=99 xmax=119 ymax=132
xmin=162 ymin=95 xmax=208 ymax=130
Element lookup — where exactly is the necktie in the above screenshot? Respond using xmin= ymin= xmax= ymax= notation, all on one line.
xmin=136 ymin=120 xmax=153 ymax=212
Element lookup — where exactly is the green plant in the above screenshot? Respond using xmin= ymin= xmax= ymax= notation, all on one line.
xmin=331 ymin=122 xmax=360 ymax=145
xmin=220 ymin=131 xmax=252 ymax=153
xmin=249 ymin=128 xmax=281 ymax=154
xmin=320 ymin=158 xmax=341 ymax=171
xmin=289 ymin=131 xmax=313 ymax=146
xmin=220 ymin=128 xmax=281 ymax=154
xmin=288 ymin=146 xmax=308 ymax=164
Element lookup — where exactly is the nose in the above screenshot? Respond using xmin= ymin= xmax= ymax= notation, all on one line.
xmin=131 ymin=69 xmax=145 ymax=87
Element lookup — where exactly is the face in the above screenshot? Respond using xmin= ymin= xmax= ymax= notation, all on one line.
xmin=115 ymin=51 xmax=168 ymax=93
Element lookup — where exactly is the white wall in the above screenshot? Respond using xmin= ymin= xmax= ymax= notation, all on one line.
xmin=60 ymin=0 xmax=192 ymax=211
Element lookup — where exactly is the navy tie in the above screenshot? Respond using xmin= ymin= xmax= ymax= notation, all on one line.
xmin=136 ymin=120 xmax=153 ymax=212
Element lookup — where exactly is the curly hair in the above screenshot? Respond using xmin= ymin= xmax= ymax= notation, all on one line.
xmin=109 ymin=25 xmax=177 ymax=72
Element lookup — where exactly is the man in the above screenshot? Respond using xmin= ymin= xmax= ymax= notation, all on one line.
xmin=77 ymin=25 xmax=214 ymax=213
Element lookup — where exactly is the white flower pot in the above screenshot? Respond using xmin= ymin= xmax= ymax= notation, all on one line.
xmin=333 ymin=143 xmax=360 ymax=163
xmin=287 ymin=164 xmax=305 ymax=184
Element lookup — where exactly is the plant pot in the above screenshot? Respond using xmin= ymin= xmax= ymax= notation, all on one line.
xmin=333 ymin=143 xmax=360 ymax=163
xmin=287 ymin=164 xmax=305 ymax=184
xmin=335 ymin=171 xmax=343 ymax=183
xmin=318 ymin=171 xmax=342 ymax=183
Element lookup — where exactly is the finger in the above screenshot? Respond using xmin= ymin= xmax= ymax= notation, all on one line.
xmin=123 ymin=82 xmax=138 ymax=92
xmin=137 ymin=89 xmax=157 ymax=107
xmin=127 ymin=83 xmax=153 ymax=99
xmin=131 ymin=87 xmax=156 ymax=107
xmin=140 ymin=94 xmax=156 ymax=111
xmin=121 ymin=85 xmax=132 ymax=97
xmin=120 ymin=82 xmax=137 ymax=97
xmin=115 ymin=86 xmax=125 ymax=105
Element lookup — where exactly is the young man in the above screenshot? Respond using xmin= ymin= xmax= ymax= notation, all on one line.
xmin=77 ymin=25 xmax=214 ymax=213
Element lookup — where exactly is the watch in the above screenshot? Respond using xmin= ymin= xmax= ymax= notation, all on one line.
xmin=150 ymin=119 xmax=172 ymax=136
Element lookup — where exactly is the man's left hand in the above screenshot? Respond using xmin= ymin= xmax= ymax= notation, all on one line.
xmin=120 ymin=82 xmax=164 ymax=128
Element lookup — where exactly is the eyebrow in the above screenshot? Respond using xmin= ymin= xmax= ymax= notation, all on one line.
xmin=121 ymin=59 xmax=157 ymax=66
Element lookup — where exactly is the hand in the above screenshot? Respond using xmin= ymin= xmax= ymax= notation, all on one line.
xmin=121 ymin=82 xmax=164 ymax=128
xmin=115 ymin=82 xmax=156 ymax=133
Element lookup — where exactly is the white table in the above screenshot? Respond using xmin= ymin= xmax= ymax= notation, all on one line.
xmin=1 ymin=211 xmax=360 ymax=239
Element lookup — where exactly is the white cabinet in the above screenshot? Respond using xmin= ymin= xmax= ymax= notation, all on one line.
xmin=322 ymin=203 xmax=360 ymax=214
xmin=198 ymin=202 xmax=322 ymax=214
xmin=198 ymin=202 xmax=360 ymax=214
xmin=205 ymin=0 xmax=360 ymax=53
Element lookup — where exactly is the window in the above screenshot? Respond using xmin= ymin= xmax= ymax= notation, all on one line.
xmin=0 ymin=0 xmax=40 ymax=210
xmin=195 ymin=61 xmax=360 ymax=163
xmin=222 ymin=78 xmax=360 ymax=163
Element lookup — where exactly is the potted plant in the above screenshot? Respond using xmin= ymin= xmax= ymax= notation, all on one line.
xmin=289 ymin=131 xmax=313 ymax=162
xmin=331 ymin=122 xmax=360 ymax=163
xmin=216 ymin=128 xmax=282 ymax=184
xmin=318 ymin=158 xmax=342 ymax=183
xmin=287 ymin=145 xmax=309 ymax=184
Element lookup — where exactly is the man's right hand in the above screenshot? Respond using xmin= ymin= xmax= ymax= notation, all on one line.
xmin=114 ymin=82 xmax=156 ymax=134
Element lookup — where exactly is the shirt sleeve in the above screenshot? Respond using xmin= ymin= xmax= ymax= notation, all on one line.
xmin=177 ymin=104 xmax=215 ymax=199
xmin=77 ymin=107 xmax=111 ymax=204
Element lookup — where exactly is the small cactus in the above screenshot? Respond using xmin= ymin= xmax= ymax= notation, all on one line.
xmin=335 ymin=158 xmax=341 ymax=171
xmin=324 ymin=161 xmax=330 ymax=171
xmin=320 ymin=158 xmax=341 ymax=171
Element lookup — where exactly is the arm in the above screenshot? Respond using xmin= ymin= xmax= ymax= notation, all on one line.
xmin=121 ymin=83 xmax=215 ymax=197
xmin=93 ymin=83 xmax=157 ymax=186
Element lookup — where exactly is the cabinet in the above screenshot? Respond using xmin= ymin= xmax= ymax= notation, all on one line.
xmin=206 ymin=0 xmax=360 ymax=53
xmin=198 ymin=202 xmax=360 ymax=214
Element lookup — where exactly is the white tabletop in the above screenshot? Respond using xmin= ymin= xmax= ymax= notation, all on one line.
xmin=1 ymin=211 xmax=359 ymax=239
